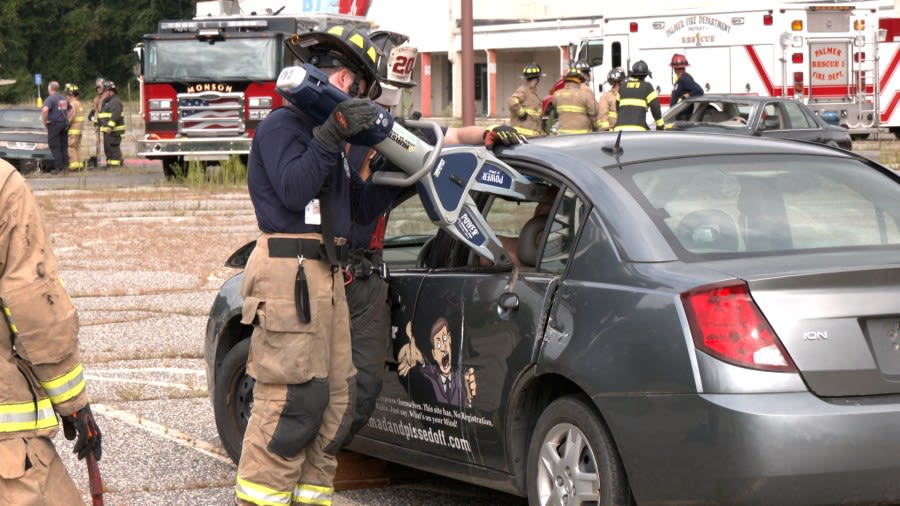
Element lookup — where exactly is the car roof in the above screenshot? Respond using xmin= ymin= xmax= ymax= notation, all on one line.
xmin=498 ymin=130 xmax=852 ymax=172
xmin=682 ymin=94 xmax=785 ymax=104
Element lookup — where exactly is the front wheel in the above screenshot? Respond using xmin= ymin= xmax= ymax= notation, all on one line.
xmin=213 ymin=338 xmax=254 ymax=464
xmin=527 ymin=396 xmax=630 ymax=506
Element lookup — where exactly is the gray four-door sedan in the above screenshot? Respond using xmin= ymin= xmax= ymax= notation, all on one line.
xmin=206 ymin=131 xmax=900 ymax=505
xmin=664 ymin=94 xmax=853 ymax=150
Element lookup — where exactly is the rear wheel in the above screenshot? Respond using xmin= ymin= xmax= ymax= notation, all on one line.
xmin=527 ymin=396 xmax=630 ymax=506
xmin=159 ymin=156 xmax=185 ymax=179
xmin=213 ymin=338 xmax=254 ymax=464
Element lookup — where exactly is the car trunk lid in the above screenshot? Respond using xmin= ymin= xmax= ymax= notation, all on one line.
xmin=698 ymin=251 xmax=900 ymax=397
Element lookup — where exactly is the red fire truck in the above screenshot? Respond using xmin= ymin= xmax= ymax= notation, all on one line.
xmin=133 ymin=6 xmax=370 ymax=177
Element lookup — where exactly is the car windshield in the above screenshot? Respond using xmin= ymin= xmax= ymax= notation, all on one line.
xmin=0 ymin=109 xmax=43 ymax=129
xmin=621 ymin=154 xmax=900 ymax=257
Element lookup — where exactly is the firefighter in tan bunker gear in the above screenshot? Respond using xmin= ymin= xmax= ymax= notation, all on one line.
xmin=507 ymin=63 xmax=545 ymax=138
xmin=0 ymin=159 xmax=102 ymax=504
xmin=551 ymin=67 xmax=600 ymax=135
xmin=64 ymin=84 xmax=85 ymax=171
xmin=234 ymin=25 xmax=389 ymax=506
xmin=598 ymin=67 xmax=625 ymax=131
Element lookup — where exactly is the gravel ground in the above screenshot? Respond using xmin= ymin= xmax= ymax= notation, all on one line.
xmin=33 ymin=170 xmax=526 ymax=506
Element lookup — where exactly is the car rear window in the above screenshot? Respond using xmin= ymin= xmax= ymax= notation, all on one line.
xmin=0 ymin=109 xmax=42 ymax=129
xmin=623 ymin=154 xmax=900 ymax=257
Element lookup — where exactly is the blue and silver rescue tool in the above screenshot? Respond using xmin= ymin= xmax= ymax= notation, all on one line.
xmin=275 ymin=64 xmax=534 ymax=265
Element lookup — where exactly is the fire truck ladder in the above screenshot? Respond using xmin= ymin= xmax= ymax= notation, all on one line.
xmin=845 ymin=31 xmax=880 ymax=131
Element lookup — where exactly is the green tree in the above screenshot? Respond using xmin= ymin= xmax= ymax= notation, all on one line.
xmin=0 ymin=0 xmax=191 ymax=104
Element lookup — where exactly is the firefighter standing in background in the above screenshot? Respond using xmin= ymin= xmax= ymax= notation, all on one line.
xmin=98 ymin=81 xmax=124 ymax=169
xmin=64 ymin=84 xmax=85 ymax=171
xmin=551 ymin=67 xmax=600 ymax=135
xmin=88 ymin=78 xmax=105 ymax=167
xmin=0 ymin=158 xmax=102 ymax=503
xmin=507 ymin=63 xmax=545 ymax=138
xmin=670 ymin=53 xmax=704 ymax=121
xmin=572 ymin=60 xmax=593 ymax=93
xmin=598 ymin=67 xmax=625 ymax=131
xmin=614 ymin=60 xmax=664 ymax=132
xmin=40 ymin=81 xmax=71 ymax=174
xmin=234 ymin=25 xmax=393 ymax=506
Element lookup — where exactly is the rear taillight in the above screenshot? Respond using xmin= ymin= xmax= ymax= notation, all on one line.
xmin=682 ymin=281 xmax=797 ymax=372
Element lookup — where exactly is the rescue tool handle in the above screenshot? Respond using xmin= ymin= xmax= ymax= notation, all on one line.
xmin=371 ymin=120 xmax=445 ymax=187
xmin=86 ymin=451 xmax=104 ymax=505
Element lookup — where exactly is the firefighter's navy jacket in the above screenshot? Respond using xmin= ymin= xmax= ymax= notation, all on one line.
xmin=248 ymin=106 xmax=397 ymax=237
xmin=614 ymin=77 xmax=664 ymax=131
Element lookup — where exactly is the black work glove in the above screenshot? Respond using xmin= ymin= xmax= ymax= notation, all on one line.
xmin=62 ymin=404 xmax=102 ymax=461
xmin=484 ymin=125 xmax=524 ymax=149
xmin=313 ymin=98 xmax=377 ymax=151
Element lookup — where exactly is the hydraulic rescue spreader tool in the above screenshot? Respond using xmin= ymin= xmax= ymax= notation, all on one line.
xmin=275 ymin=63 xmax=536 ymax=265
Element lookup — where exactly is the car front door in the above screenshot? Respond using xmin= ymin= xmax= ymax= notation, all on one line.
xmin=362 ymin=179 xmax=562 ymax=471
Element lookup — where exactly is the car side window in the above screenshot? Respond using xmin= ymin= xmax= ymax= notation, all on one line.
xmin=783 ymin=101 xmax=816 ymax=129
xmin=382 ymin=193 xmax=439 ymax=269
xmin=539 ymin=188 xmax=586 ymax=275
xmin=760 ymin=103 xmax=783 ymax=130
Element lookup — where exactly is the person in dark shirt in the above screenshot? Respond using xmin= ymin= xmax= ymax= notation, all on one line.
xmin=670 ymin=53 xmax=704 ymax=120
xmin=40 ymin=81 xmax=72 ymax=174
xmin=234 ymin=25 xmax=394 ymax=506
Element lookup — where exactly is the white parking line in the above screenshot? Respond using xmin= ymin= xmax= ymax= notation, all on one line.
xmin=84 ymin=375 xmax=193 ymax=391
xmin=92 ymin=403 xmax=234 ymax=466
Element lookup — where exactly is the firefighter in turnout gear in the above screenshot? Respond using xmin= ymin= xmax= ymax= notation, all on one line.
xmin=598 ymin=67 xmax=625 ymax=131
xmin=507 ymin=63 xmax=545 ymax=138
xmin=98 ymin=81 xmax=124 ymax=168
xmin=0 ymin=158 xmax=102 ymax=503
xmin=572 ymin=60 xmax=593 ymax=93
xmin=64 ymin=84 xmax=85 ymax=171
xmin=551 ymin=67 xmax=599 ymax=134
xmin=614 ymin=60 xmax=664 ymax=132
xmin=89 ymin=78 xmax=105 ymax=167
xmin=234 ymin=25 xmax=395 ymax=506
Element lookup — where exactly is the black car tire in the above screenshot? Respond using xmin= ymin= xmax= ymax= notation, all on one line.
xmin=526 ymin=396 xmax=630 ymax=506
xmin=214 ymin=338 xmax=254 ymax=464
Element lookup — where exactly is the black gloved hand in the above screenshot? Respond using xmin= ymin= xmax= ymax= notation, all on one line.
xmin=484 ymin=125 xmax=524 ymax=149
xmin=313 ymin=98 xmax=377 ymax=151
xmin=62 ymin=404 xmax=102 ymax=461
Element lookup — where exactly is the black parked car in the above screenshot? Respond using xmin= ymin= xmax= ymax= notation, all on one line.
xmin=207 ymin=131 xmax=900 ymax=505
xmin=664 ymin=94 xmax=853 ymax=150
xmin=0 ymin=107 xmax=52 ymax=174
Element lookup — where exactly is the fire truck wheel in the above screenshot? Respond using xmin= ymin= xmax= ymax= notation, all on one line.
xmin=160 ymin=156 xmax=184 ymax=179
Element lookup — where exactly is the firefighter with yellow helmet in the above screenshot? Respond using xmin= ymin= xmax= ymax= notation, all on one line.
xmin=98 ymin=81 xmax=124 ymax=168
xmin=64 ymin=84 xmax=84 ymax=171
xmin=507 ymin=63 xmax=545 ymax=138
xmin=234 ymin=24 xmax=386 ymax=506
xmin=551 ymin=67 xmax=600 ymax=135
xmin=0 ymin=158 xmax=102 ymax=503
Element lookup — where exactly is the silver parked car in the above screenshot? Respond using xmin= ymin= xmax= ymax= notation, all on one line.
xmin=207 ymin=131 xmax=900 ymax=505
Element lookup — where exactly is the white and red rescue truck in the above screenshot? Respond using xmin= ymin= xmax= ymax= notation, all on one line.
xmin=133 ymin=4 xmax=370 ymax=176
xmin=571 ymin=3 xmax=891 ymax=137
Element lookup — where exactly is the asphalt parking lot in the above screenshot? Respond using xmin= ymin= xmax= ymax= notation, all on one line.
xmin=28 ymin=165 xmax=526 ymax=506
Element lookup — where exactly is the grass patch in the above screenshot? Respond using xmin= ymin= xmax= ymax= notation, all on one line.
xmin=174 ymin=156 xmax=248 ymax=188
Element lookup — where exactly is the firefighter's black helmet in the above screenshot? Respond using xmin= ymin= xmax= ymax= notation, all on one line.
xmin=369 ymin=30 xmax=417 ymax=89
xmin=101 ymin=80 xmax=116 ymax=92
xmin=630 ymin=60 xmax=651 ymax=79
xmin=522 ymin=63 xmax=543 ymax=80
xmin=564 ymin=67 xmax=585 ymax=83
xmin=607 ymin=67 xmax=626 ymax=85
xmin=286 ymin=25 xmax=381 ymax=99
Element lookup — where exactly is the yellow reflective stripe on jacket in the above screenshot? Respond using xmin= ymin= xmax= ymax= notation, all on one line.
xmin=98 ymin=112 xmax=111 ymax=119
xmin=235 ymin=476 xmax=291 ymax=505
xmin=513 ymin=126 xmax=543 ymax=137
xmin=0 ymin=398 xmax=57 ymax=432
xmin=293 ymin=483 xmax=334 ymax=506
xmin=523 ymin=106 xmax=541 ymax=115
xmin=557 ymin=128 xmax=591 ymax=134
xmin=68 ymin=128 xmax=82 ymax=135
xmin=557 ymin=105 xmax=587 ymax=114
xmin=609 ymin=111 xmax=618 ymax=119
xmin=74 ymin=115 xmax=84 ymax=122
xmin=619 ymin=98 xmax=648 ymax=108
xmin=655 ymin=118 xmax=665 ymax=127
xmin=612 ymin=124 xmax=648 ymax=131
xmin=40 ymin=363 xmax=86 ymax=405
